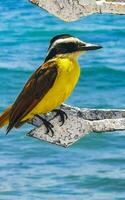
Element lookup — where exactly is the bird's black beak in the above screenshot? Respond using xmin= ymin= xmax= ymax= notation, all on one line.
xmin=79 ymin=42 xmax=102 ymax=51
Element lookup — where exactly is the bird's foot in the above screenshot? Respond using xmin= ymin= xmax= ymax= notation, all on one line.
xmin=52 ymin=109 xmax=68 ymax=126
xmin=35 ymin=115 xmax=54 ymax=136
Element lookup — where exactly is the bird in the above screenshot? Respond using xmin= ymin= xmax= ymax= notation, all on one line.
xmin=0 ymin=34 xmax=102 ymax=135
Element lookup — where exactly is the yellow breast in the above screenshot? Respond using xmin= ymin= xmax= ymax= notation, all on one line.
xmin=22 ymin=57 xmax=80 ymax=121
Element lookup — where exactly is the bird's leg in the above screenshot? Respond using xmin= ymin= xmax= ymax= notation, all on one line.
xmin=35 ymin=115 xmax=54 ymax=136
xmin=52 ymin=109 xmax=68 ymax=126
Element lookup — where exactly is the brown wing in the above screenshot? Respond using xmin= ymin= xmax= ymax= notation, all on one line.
xmin=7 ymin=60 xmax=58 ymax=133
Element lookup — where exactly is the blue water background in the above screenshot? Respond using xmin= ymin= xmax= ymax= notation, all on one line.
xmin=0 ymin=0 xmax=125 ymax=199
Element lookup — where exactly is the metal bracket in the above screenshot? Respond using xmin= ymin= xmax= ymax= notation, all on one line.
xmin=29 ymin=0 xmax=125 ymax=21
xmin=27 ymin=104 xmax=125 ymax=147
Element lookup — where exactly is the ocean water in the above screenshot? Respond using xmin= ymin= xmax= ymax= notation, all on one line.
xmin=0 ymin=0 xmax=125 ymax=199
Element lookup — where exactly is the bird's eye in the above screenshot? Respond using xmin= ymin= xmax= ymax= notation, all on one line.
xmin=78 ymin=42 xmax=85 ymax=47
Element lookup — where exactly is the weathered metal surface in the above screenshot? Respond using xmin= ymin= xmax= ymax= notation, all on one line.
xmin=29 ymin=0 xmax=125 ymax=21
xmin=27 ymin=104 xmax=125 ymax=147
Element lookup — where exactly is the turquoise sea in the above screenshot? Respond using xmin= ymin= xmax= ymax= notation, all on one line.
xmin=0 ymin=0 xmax=125 ymax=199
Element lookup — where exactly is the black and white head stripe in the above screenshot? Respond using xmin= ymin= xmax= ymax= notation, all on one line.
xmin=49 ymin=34 xmax=73 ymax=47
xmin=45 ymin=34 xmax=102 ymax=62
xmin=48 ymin=34 xmax=84 ymax=51
xmin=45 ymin=34 xmax=84 ymax=62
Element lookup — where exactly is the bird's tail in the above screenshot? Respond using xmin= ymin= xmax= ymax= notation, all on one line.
xmin=0 ymin=106 xmax=12 ymax=128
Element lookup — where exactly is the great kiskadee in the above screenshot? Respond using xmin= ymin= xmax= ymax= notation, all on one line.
xmin=0 ymin=34 xmax=102 ymax=135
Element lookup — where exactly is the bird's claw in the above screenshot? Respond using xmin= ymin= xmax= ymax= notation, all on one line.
xmin=53 ymin=109 xmax=68 ymax=126
xmin=35 ymin=115 xmax=54 ymax=137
